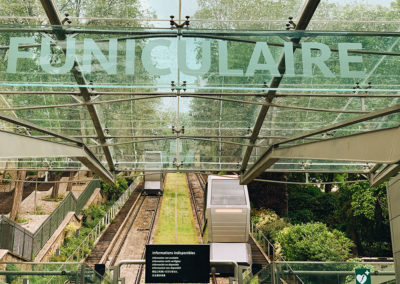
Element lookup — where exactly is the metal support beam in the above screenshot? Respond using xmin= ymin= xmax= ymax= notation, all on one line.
xmin=241 ymin=126 xmax=400 ymax=184
xmin=370 ymin=164 xmax=400 ymax=187
xmin=240 ymin=0 xmax=321 ymax=172
xmin=274 ymin=104 xmax=400 ymax=147
xmin=39 ymin=0 xmax=115 ymax=172
xmin=0 ymin=130 xmax=114 ymax=184
xmin=0 ymin=112 xmax=83 ymax=145
xmin=0 ymin=94 xmax=368 ymax=114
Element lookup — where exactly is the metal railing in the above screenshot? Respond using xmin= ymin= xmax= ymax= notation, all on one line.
xmin=66 ymin=176 xmax=142 ymax=262
xmin=44 ymin=176 xmax=142 ymax=284
xmin=250 ymin=221 xmax=304 ymax=284
xmin=250 ymin=221 xmax=283 ymax=262
xmin=0 ymin=179 xmax=100 ymax=260
xmin=112 ymin=259 xmax=240 ymax=284
xmin=0 ymin=262 xmax=112 ymax=283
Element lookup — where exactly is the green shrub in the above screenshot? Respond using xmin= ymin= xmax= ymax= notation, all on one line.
xmin=274 ymin=222 xmax=354 ymax=261
xmin=252 ymin=208 xmax=288 ymax=239
xmin=100 ymin=177 xmax=129 ymax=201
xmin=82 ymin=204 xmax=106 ymax=228
xmin=6 ymin=263 xmax=20 ymax=283
xmin=26 ymin=170 xmax=38 ymax=176
xmin=2 ymin=172 xmax=11 ymax=185
xmin=43 ymin=194 xmax=65 ymax=202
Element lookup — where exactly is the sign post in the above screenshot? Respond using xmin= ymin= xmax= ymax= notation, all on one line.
xmin=355 ymin=268 xmax=371 ymax=284
xmin=145 ymin=244 xmax=210 ymax=283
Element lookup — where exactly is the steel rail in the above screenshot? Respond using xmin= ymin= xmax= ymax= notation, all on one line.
xmin=195 ymin=173 xmax=207 ymax=191
xmin=133 ymin=196 xmax=161 ymax=284
xmin=186 ymin=173 xmax=203 ymax=232
xmin=109 ymin=196 xmax=147 ymax=266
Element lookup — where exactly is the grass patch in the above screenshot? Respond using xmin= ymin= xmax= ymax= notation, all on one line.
xmin=153 ymin=173 xmax=198 ymax=244
xmin=35 ymin=205 xmax=46 ymax=215
xmin=15 ymin=215 xmax=29 ymax=224
xmin=43 ymin=194 xmax=65 ymax=202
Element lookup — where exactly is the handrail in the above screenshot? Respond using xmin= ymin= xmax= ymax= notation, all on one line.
xmin=45 ymin=176 xmax=142 ymax=284
xmin=250 ymin=221 xmax=304 ymax=284
xmin=0 ymin=178 xmax=100 ymax=259
xmin=66 ymin=177 xmax=141 ymax=262
xmin=113 ymin=259 xmax=240 ymax=284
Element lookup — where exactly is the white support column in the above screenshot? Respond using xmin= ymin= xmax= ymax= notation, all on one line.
xmin=387 ymin=174 xmax=400 ymax=283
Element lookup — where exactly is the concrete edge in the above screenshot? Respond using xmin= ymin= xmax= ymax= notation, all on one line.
xmin=34 ymin=211 xmax=78 ymax=262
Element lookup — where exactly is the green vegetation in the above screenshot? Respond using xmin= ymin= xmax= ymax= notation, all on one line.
xmin=2 ymin=172 xmax=11 ymax=184
xmin=15 ymin=215 xmax=28 ymax=224
xmin=100 ymin=177 xmax=129 ymax=201
xmin=35 ymin=205 xmax=46 ymax=215
xmin=43 ymin=194 xmax=65 ymax=202
xmin=50 ymin=177 xmax=132 ymax=262
xmin=252 ymin=208 xmax=354 ymax=261
xmin=252 ymin=173 xmax=391 ymax=261
xmin=5 ymin=263 xmax=20 ymax=283
xmin=26 ymin=170 xmax=38 ymax=176
xmin=153 ymin=173 xmax=198 ymax=244
xmin=287 ymin=175 xmax=391 ymax=257
xmin=275 ymin=223 xmax=353 ymax=261
xmin=50 ymin=204 xmax=106 ymax=262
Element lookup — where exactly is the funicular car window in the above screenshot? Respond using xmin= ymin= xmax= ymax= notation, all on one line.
xmin=211 ymin=180 xmax=246 ymax=205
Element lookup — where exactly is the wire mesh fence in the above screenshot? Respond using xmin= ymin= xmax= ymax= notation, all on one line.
xmin=0 ymin=179 xmax=100 ymax=260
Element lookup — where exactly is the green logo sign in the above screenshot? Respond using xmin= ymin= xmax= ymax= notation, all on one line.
xmin=355 ymin=268 xmax=371 ymax=284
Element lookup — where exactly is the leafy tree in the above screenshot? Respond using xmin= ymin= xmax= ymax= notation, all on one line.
xmin=100 ymin=177 xmax=128 ymax=201
xmin=287 ymin=182 xmax=339 ymax=226
xmin=286 ymin=175 xmax=392 ymax=257
xmin=334 ymin=181 xmax=391 ymax=256
xmin=274 ymin=222 xmax=354 ymax=261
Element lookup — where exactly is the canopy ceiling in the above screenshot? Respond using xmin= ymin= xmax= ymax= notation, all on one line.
xmin=0 ymin=0 xmax=399 ymax=184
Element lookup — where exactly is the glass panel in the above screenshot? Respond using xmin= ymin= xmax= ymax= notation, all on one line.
xmin=276 ymin=261 xmax=395 ymax=284
xmin=211 ymin=179 xmax=246 ymax=205
xmin=0 ymin=25 xmax=399 ymax=172
xmin=0 ymin=262 xmax=111 ymax=284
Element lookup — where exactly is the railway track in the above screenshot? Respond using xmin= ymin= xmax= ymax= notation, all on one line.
xmin=107 ymin=195 xmax=160 ymax=284
xmin=196 ymin=173 xmax=207 ymax=191
xmin=86 ymin=186 xmax=143 ymax=266
xmin=186 ymin=173 xmax=206 ymax=232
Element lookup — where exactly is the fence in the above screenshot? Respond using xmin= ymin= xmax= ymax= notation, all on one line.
xmin=44 ymin=176 xmax=142 ymax=284
xmin=0 ymin=179 xmax=100 ymax=260
xmin=0 ymin=262 xmax=112 ymax=284
xmin=65 ymin=176 xmax=142 ymax=262
xmin=250 ymin=221 xmax=304 ymax=284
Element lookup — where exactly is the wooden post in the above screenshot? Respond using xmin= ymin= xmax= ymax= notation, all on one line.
xmin=9 ymin=170 xmax=26 ymax=221
xmin=51 ymin=180 xmax=60 ymax=199
xmin=34 ymin=175 xmax=38 ymax=214
xmin=66 ymin=171 xmax=74 ymax=192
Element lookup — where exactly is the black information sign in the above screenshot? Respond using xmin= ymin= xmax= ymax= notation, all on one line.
xmin=145 ymin=244 xmax=210 ymax=283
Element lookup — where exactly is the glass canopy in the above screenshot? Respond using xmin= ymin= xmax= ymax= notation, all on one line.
xmin=0 ymin=0 xmax=398 ymax=179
